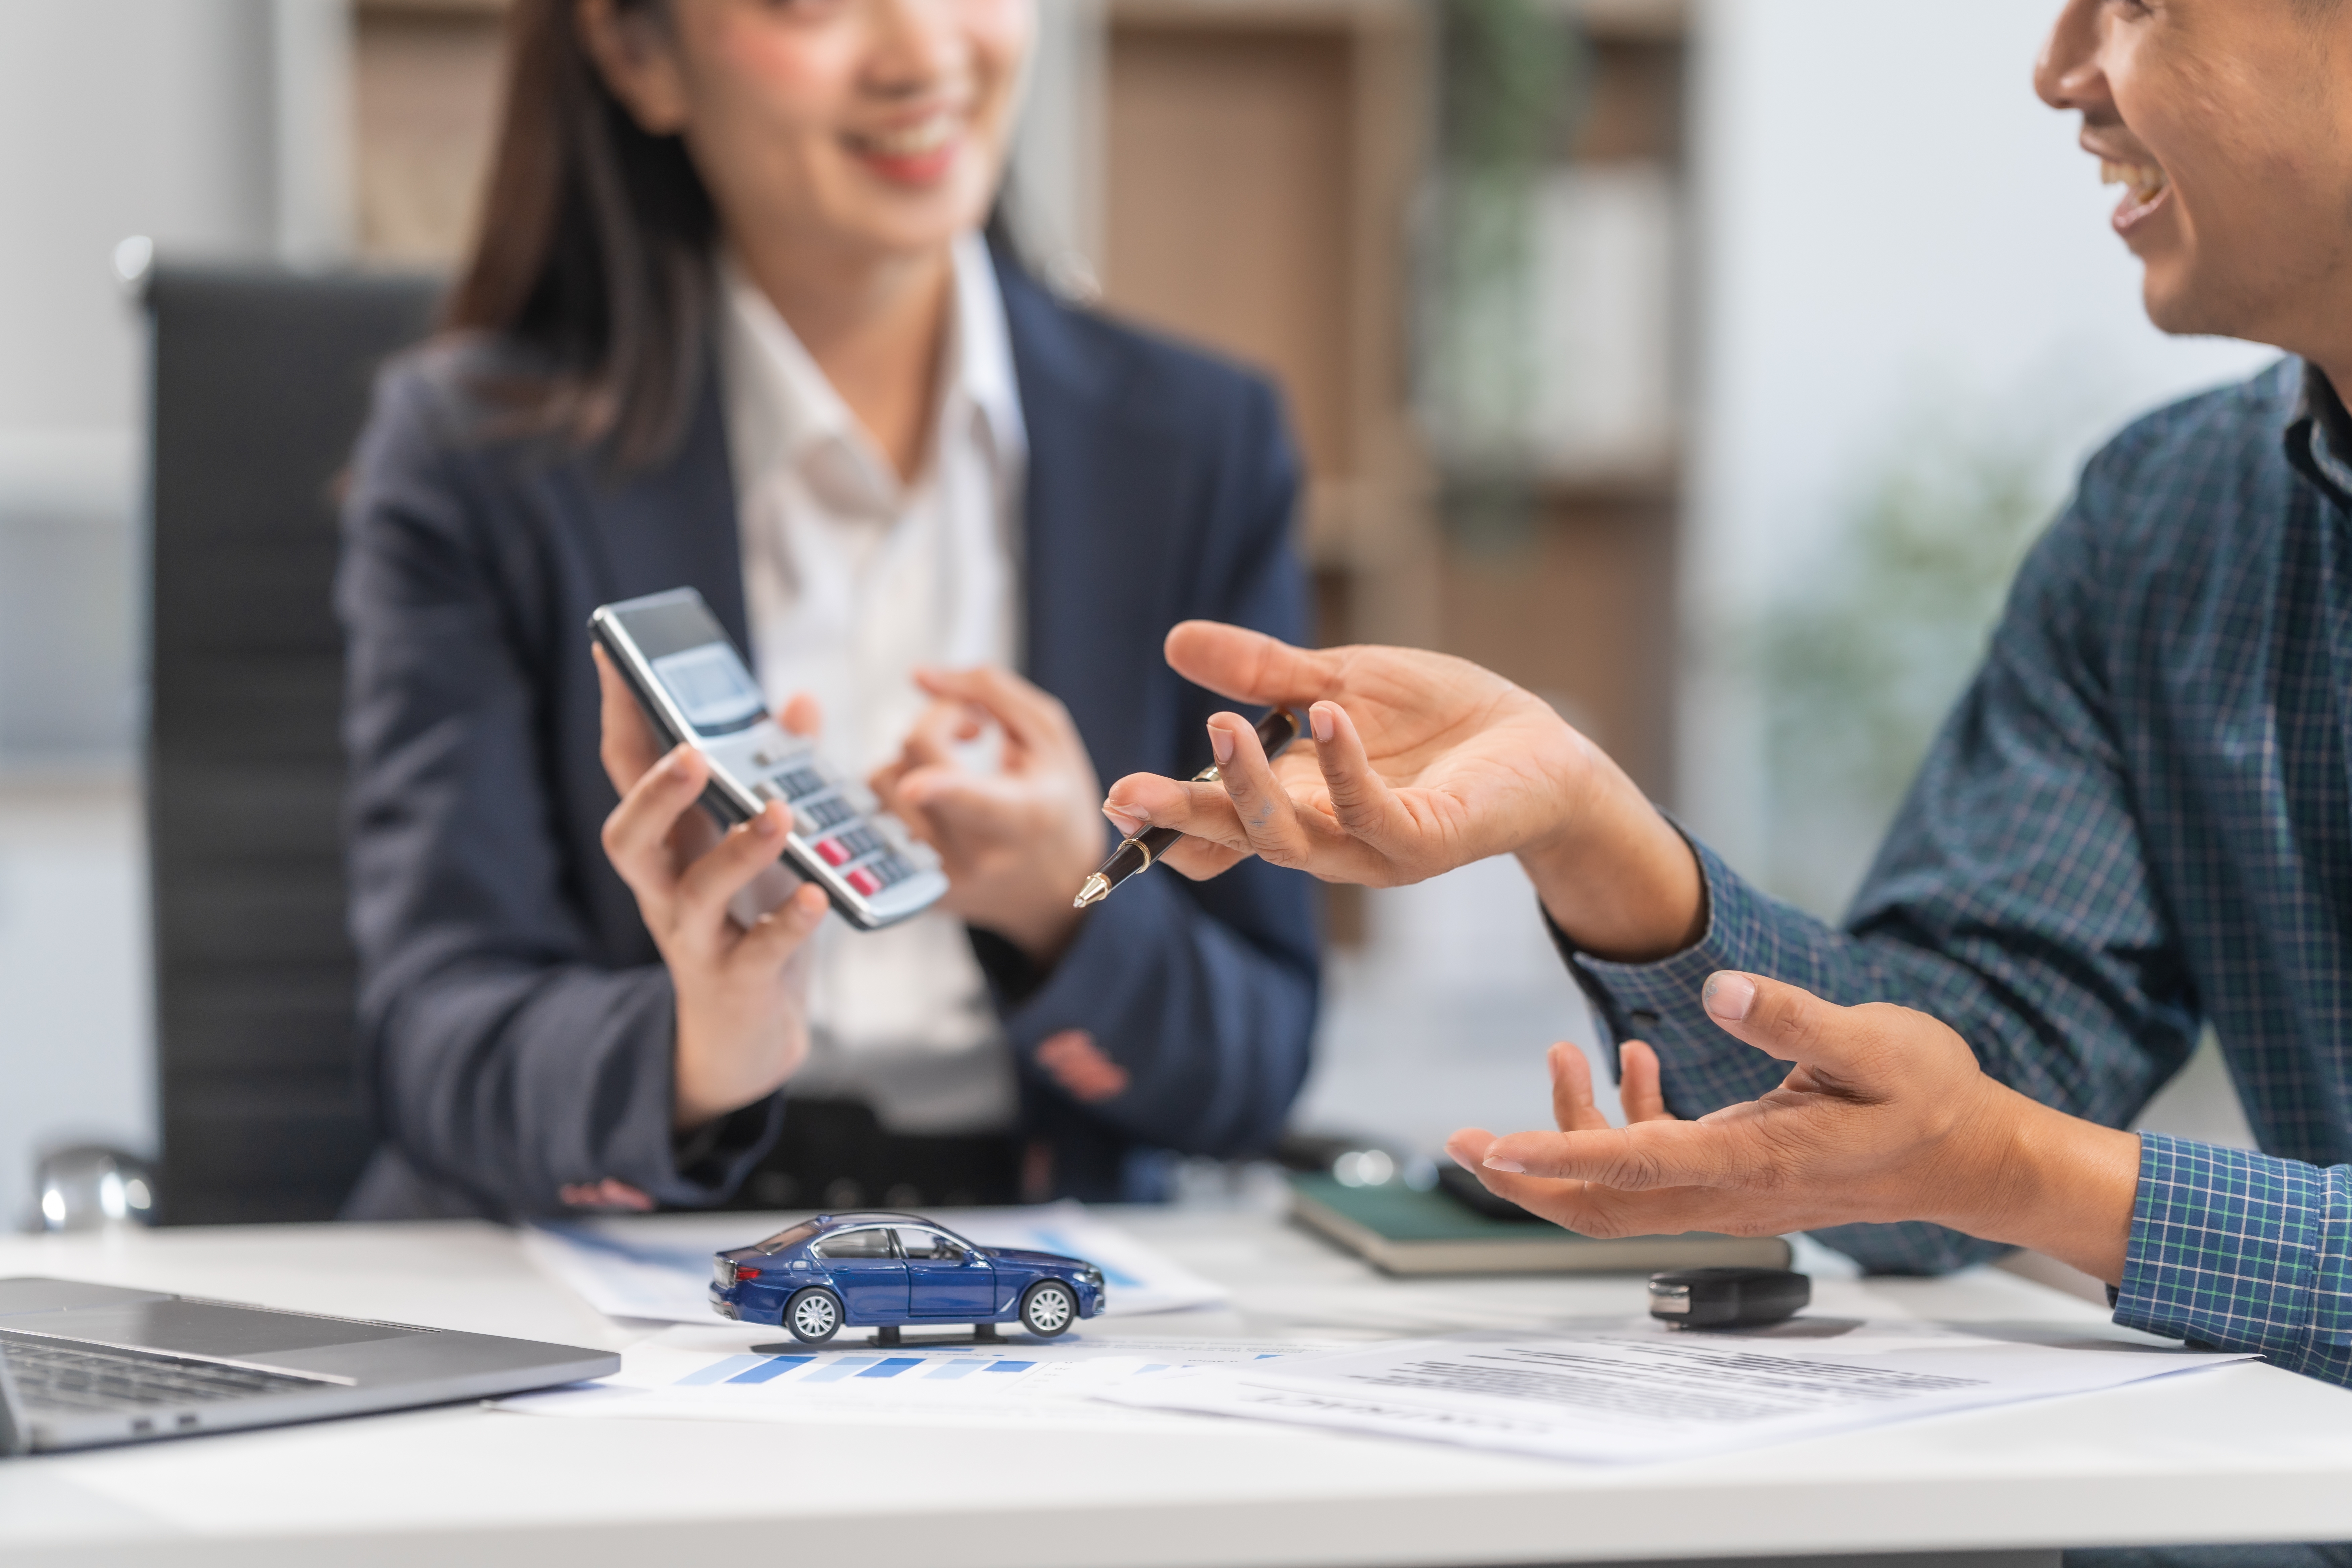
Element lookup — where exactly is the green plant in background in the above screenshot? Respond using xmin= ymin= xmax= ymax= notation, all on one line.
xmin=1419 ymin=0 xmax=1582 ymax=554
xmin=1753 ymin=434 xmax=2061 ymax=920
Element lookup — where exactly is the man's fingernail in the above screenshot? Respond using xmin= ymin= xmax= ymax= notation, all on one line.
xmin=1703 ymin=972 xmax=1757 ymax=1022
xmin=756 ymin=806 xmax=783 ymax=836
xmin=1209 ymin=723 xmax=1234 ymax=766
xmin=1310 ymin=703 xmax=1335 ymax=745
xmin=1483 ymin=1156 xmax=1525 ymax=1174
xmin=1104 ymin=804 xmax=1145 ymax=838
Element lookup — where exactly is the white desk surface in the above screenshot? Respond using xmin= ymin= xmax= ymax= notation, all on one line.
xmin=3 ymin=1206 xmax=2349 ymax=1568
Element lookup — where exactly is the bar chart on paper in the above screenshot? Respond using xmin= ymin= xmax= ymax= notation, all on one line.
xmin=668 ymin=1354 xmax=1171 ymax=1382
xmin=673 ymin=1352 xmax=1062 ymax=1386
xmin=497 ymin=1327 xmax=1331 ymax=1432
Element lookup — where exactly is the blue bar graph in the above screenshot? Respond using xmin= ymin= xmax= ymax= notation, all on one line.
xmin=678 ymin=1351 xmax=1078 ymax=1389
xmin=676 ymin=1354 xmax=765 ymax=1386
xmin=801 ymin=1358 xmax=880 ymax=1383
xmin=926 ymin=1360 xmax=987 ymax=1380
xmin=727 ymin=1356 xmax=814 ymax=1384
xmin=857 ymin=1358 xmax=925 ymax=1379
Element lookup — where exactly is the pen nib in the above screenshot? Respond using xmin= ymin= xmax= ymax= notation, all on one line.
xmin=1073 ymin=874 xmax=1109 ymax=910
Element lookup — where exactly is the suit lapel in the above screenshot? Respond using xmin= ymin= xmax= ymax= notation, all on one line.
xmin=1000 ymin=262 xmax=1191 ymax=783
xmin=562 ymin=366 xmax=753 ymax=656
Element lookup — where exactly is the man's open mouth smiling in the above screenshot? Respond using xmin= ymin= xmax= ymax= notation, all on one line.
xmin=2097 ymin=153 xmax=2172 ymax=233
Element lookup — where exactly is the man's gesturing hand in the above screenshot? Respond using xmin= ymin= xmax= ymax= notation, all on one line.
xmin=1100 ymin=621 xmax=1705 ymax=961
xmin=594 ymin=644 xmax=830 ymax=1132
xmin=1444 ymin=974 xmax=2143 ymax=1286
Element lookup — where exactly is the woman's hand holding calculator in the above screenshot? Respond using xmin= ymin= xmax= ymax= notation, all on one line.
xmin=593 ymin=645 xmax=833 ymax=1131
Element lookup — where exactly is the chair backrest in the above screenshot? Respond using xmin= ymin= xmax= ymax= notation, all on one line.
xmin=146 ymin=267 xmax=440 ymax=1224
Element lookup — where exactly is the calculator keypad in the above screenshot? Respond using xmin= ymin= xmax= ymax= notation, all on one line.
xmin=749 ymin=756 xmax=919 ymax=903
xmin=773 ymin=767 xmax=827 ymax=801
xmin=796 ymin=795 xmax=858 ymax=833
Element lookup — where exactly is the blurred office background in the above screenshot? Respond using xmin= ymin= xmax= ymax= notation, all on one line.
xmin=0 ymin=0 xmax=2264 ymax=1229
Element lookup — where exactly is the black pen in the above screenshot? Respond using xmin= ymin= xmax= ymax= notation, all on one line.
xmin=1074 ymin=707 xmax=1300 ymax=909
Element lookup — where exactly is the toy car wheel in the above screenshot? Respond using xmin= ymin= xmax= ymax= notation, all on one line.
xmin=784 ymin=1287 xmax=842 ymax=1344
xmin=1019 ymin=1280 xmax=1077 ymax=1338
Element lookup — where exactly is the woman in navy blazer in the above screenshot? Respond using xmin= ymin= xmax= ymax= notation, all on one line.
xmin=335 ymin=0 xmax=1316 ymax=1220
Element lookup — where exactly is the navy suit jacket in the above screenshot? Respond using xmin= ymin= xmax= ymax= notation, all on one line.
xmin=335 ymin=258 xmax=1319 ymax=1220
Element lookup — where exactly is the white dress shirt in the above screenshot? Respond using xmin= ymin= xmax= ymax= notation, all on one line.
xmin=717 ymin=233 xmax=1026 ymax=1135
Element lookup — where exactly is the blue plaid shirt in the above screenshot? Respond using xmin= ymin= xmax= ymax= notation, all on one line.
xmin=1566 ymin=358 xmax=2352 ymax=1386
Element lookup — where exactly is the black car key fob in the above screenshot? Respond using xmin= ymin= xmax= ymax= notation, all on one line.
xmin=1648 ymin=1266 xmax=1811 ymax=1329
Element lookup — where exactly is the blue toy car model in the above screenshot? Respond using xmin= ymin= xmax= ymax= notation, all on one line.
xmin=710 ymin=1213 xmax=1107 ymax=1345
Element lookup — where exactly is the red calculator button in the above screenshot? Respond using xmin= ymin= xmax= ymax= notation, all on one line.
xmin=814 ymin=838 xmax=850 ymax=867
xmin=847 ymin=867 xmax=881 ymax=896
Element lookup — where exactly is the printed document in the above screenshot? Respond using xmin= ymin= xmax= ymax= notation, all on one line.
xmin=1099 ymin=1317 xmax=2253 ymax=1462
xmin=524 ymin=1201 xmax=1225 ymax=1324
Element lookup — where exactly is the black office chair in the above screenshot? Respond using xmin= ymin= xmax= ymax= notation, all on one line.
xmin=146 ymin=267 xmax=441 ymax=1224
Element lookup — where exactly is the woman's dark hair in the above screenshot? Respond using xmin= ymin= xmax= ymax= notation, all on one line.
xmin=447 ymin=0 xmax=719 ymax=470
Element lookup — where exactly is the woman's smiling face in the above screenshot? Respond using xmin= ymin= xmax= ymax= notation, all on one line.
xmin=2036 ymin=0 xmax=2352 ymax=354
xmin=582 ymin=0 xmax=1032 ymax=266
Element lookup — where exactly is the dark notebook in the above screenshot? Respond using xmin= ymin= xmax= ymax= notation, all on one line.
xmin=1290 ymin=1173 xmax=1794 ymax=1277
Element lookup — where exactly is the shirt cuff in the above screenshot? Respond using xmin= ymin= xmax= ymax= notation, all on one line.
xmin=2115 ymin=1132 xmax=2352 ymax=1358
xmin=611 ymin=978 xmax=781 ymax=1208
xmin=1555 ymin=832 xmax=1786 ymax=1105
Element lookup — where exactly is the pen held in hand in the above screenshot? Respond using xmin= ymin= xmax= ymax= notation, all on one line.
xmin=1074 ymin=707 xmax=1299 ymax=909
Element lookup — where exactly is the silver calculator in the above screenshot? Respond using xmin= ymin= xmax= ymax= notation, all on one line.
xmin=589 ymin=588 xmax=949 ymax=931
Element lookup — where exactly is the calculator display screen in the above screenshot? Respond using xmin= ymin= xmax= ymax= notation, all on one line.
xmin=649 ymin=644 xmax=767 ymax=735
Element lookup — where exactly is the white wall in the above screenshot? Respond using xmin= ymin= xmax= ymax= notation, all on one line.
xmin=0 ymin=784 xmax=152 ymax=1230
xmin=0 ymin=0 xmax=331 ymax=1225
xmin=1680 ymin=0 xmax=2275 ymax=868
xmin=0 ymin=0 xmax=279 ymax=436
xmin=1008 ymin=0 xmax=1105 ymax=296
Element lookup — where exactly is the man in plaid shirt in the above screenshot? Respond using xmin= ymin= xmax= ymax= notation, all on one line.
xmin=1101 ymin=0 xmax=2352 ymax=1428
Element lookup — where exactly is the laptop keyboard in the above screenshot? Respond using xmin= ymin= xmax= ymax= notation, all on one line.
xmin=1 ymin=1328 xmax=328 ymax=1413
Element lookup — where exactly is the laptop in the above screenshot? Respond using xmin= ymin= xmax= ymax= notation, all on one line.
xmin=0 ymin=1277 xmax=618 ymax=1454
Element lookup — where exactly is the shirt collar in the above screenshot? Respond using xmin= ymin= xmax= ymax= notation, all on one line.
xmin=717 ymin=231 xmax=1025 ymax=500
xmin=2283 ymin=358 xmax=2352 ymax=509
xmin=947 ymin=230 xmax=1027 ymax=473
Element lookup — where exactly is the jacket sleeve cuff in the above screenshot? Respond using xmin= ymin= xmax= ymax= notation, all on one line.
xmin=665 ymin=1094 xmax=785 ymax=1200
xmin=568 ymin=973 xmax=783 ymax=1211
